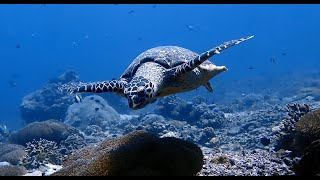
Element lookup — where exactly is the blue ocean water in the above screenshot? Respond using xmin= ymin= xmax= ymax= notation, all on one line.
xmin=0 ymin=4 xmax=319 ymax=130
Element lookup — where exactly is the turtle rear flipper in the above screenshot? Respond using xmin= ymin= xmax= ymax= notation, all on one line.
xmin=203 ymin=82 xmax=213 ymax=93
xmin=58 ymin=80 xmax=126 ymax=94
xmin=173 ymin=35 xmax=254 ymax=77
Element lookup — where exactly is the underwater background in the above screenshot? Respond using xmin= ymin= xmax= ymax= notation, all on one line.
xmin=0 ymin=4 xmax=320 ymax=176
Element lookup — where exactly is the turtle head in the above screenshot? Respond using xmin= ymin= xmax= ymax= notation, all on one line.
xmin=124 ymin=76 xmax=157 ymax=110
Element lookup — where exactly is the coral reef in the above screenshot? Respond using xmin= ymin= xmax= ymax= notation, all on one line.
xmin=8 ymin=119 xmax=86 ymax=157
xmin=124 ymin=114 xmax=216 ymax=147
xmin=19 ymin=71 xmax=78 ymax=124
xmin=155 ymin=95 xmax=226 ymax=128
xmin=294 ymin=108 xmax=320 ymax=153
xmin=0 ymin=144 xmax=26 ymax=165
xmin=295 ymin=108 xmax=320 ymax=137
xmin=298 ymin=87 xmax=320 ymax=101
xmin=199 ymin=147 xmax=294 ymax=176
xmin=52 ymin=130 xmax=203 ymax=176
xmin=19 ymin=138 xmax=65 ymax=170
xmin=0 ymin=164 xmax=27 ymax=176
xmin=9 ymin=119 xmax=73 ymax=145
xmin=100 ymin=93 xmax=131 ymax=114
xmin=64 ymin=95 xmax=122 ymax=132
xmin=272 ymin=103 xmax=312 ymax=154
xmin=48 ymin=70 xmax=79 ymax=84
xmin=293 ymin=139 xmax=320 ymax=176
xmin=58 ymin=129 xmax=87 ymax=155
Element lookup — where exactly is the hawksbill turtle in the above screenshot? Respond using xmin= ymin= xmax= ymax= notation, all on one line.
xmin=60 ymin=36 xmax=253 ymax=110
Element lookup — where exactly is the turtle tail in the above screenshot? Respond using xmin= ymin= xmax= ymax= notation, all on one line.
xmin=174 ymin=35 xmax=254 ymax=77
xmin=58 ymin=80 xmax=126 ymax=94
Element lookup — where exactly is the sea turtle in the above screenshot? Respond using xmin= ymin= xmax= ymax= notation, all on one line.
xmin=60 ymin=36 xmax=253 ymax=110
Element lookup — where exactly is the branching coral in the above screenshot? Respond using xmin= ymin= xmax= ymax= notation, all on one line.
xmin=19 ymin=138 xmax=64 ymax=170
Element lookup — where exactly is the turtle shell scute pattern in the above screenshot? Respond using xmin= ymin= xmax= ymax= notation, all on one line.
xmin=120 ymin=46 xmax=199 ymax=79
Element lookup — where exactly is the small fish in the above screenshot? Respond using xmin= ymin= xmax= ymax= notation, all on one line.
xmin=15 ymin=44 xmax=21 ymax=49
xmin=72 ymin=41 xmax=78 ymax=47
xmin=8 ymin=80 xmax=17 ymax=87
xmin=75 ymin=94 xmax=83 ymax=103
xmin=248 ymin=66 xmax=254 ymax=70
xmin=270 ymin=56 xmax=276 ymax=64
xmin=186 ymin=25 xmax=194 ymax=31
xmin=128 ymin=10 xmax=135 ymax=15
xmin=11 ymin=73 xmax=20 ymax=79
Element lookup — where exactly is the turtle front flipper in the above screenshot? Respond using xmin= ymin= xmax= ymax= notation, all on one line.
xmin=58 ymin=80 xmax=126 ymax=94
xmin=173 ymin=35 xmax=254 ymax=77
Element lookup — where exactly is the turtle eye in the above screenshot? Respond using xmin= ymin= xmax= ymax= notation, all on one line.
xmin=137 ymin=86 xmax=145 ymax=97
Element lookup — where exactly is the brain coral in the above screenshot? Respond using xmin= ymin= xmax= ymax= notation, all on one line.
xmin=52 ymin=130 xmax=203 ymax=176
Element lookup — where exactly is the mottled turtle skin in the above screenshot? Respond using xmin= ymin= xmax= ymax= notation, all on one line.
xmin=60 ymin=36 xmax=253 ymax=110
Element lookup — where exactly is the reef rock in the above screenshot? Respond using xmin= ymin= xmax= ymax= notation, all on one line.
xmin=64 ymin=95 xmax=122 ymax=131
xmin=19 ymin=71 xmax=79 ymax=124
xmin=155 ymin=95 xmax=226 ymax=128
xmin=293 ymin=139 xmax=320 ymax=176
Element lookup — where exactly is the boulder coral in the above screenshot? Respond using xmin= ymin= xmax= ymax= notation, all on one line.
xmin=52 ymin=130 xmax=203 ymax=176
xmin=8 ymin=119 xmax=83 ymax=146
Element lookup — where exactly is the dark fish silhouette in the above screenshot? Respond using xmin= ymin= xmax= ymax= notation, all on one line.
xmin=8 ymin=79 xmax=17 ymax=88
xmin=270 ymin=56 xmax=276 ymax=64
xmin=15 ymin=44 xmax=21 ymax=49
xmin=11 ymin=73 xmax=20 ymax=79
xmin=128 ymin=10 xmax=135 ymax=15
xmin=72 ymin=42 xmax=78 ymax=47
xmin=186 ymin=25 xmax=194 ymax=31
xmin=248 ymin=66 xmax=254 ymax=70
